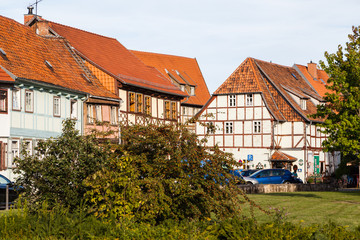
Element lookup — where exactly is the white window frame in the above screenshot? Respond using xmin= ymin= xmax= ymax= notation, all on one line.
xmin=12 ymin=88 xmax=21 ymax=111
xmin=10 ymin=140 xmax=19 ymax=168
xmin=246 ymin=94 xmax=253 ymax=106
xmin=25 ymin=90 xmax=34 ymax=112
xmin=254 ymin=121 xmax=261 ymax=133
xmin=0 ymin=89 xmax=7 ymax=112
xmin=110 ymin=106 xmax=117 ymax=125
xmin=95 ymin=105 xmax=102 ymax=122
xmin=190 ymin=86 xmax=195 ymax=96
xmin=87 ymin=104 xmax=94 ymax=124
xmin=70 ymin=100 xmax=78 ymax=119
xmin=229 ymin=95 xmax=236 ymax=107
xmin=53 ymin=96 xmax=61 ymax=117
xmin=225 ymin=122 xmax=233 ymax=134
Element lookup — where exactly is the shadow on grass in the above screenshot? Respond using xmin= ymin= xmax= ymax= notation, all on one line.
xmin=256 ymin=192 xmax=322 ymax=198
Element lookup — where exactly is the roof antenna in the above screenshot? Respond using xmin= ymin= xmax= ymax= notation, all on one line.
xmin=28 ymin=0 xmax=43 ymax=15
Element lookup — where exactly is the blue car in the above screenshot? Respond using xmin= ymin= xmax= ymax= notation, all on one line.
xmin=0 ymin=174 xmax=20 ymax=208
xmin=243 ymin=169 xmax=303 ymax=184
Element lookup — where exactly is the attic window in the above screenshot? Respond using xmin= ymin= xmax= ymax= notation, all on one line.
xmin=0 ymin=48 xmax=7 ymax=56
xmin=45 ymin=60 xmax=53 ymax=69
xmin=300 ymin=99 xmax=307 ymax=110
xmin=291 ymin=73 xmax=298 ymax=80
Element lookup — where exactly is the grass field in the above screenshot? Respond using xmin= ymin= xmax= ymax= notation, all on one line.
xmin=241 ymin=191 xmax=360 ymax=230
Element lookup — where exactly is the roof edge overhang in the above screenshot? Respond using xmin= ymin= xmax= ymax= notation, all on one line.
xmin=89 ymin=94 xmax=121 ymax=102
xmin=254 ymin=60 xmax=311 ymax=122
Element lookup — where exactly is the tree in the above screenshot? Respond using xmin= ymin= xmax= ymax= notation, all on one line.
xmin=14 ymin=119 xmax=111 ymax=210
xmin=84 ymin=122 xmax=249 ymax=223
xmin=314 ymin=26 xmax=360 ymax=166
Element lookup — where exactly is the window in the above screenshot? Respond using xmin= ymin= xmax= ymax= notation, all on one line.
xmin=110 ymin=106 xmax=117 ymax=125
xmin=87 ymin=104 xmax=94 ymax=124
xmin=0 ymin=90 xmax=7 ymax=113
xmin=145 ymin=96 xmax=151 ymax=115
xmin=25 ymin=90 xmax=34 ymax=112
xmin=164 ymin=101 xmax=170 ymax=119
xmin=53 ymin=96 xmax=60 ymax=117
xmin=70 ymin=100 xmax=77 ymax=119
xmin=180 ymin=85 xmax=185 ymax=92
xmin=171 ymin=102 xmax=177 ymax=119
xmin=254 ymin=121 xmax=261 ymax=133
xmin=206 ymin=122 xmax=215 ymax=134
xmin=10 ymin=140 xmax=19 ymax=167
xmin=300 ymin=99 xmax=307 ymax=110
xmin=190 ymin=86 xmax=195 ymax=96
xmin=12 ymin=88 xmax=21 ymax=111
xmin=225 ymin=122 xmax=233 ymax=134
xmin=95 ymin=105 xmax=102 ymax=121
xmin=136 ymin=93 xmax=143 ymax=113
xmin=246 ymin=94 xmax=253 ymax=106
xmin=23 ymin=140 xmax=33 ymax=155
xmin=129 ymin=92 xmax=135 ymax=112
xmin=229 ymin=95 xmax=236 ymax=107
xmin=182 ymin=106 xmax=186 ymax=115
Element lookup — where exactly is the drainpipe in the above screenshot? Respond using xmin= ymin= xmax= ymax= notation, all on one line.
xmin=304 ymin=121 xmax=312 ymax=184
xmin=118 ymin=99 xmax=124 ymax=144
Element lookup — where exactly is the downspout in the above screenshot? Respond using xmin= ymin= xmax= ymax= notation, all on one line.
xmin=304 ymin=120 xmax=312 ymax=183
xmin=118 ymin=99 xmax=124 ymax=144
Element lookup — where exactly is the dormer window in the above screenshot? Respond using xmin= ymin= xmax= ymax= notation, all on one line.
xmin=180 ymin=85 xmax=185 ymax=92
xmin=300 ymin=99 xmax=307 ymax=110
xmin=190 ymin=86 xmax=195 ymax=96
xmin=45 ymin=60 xmax=53 ymax=69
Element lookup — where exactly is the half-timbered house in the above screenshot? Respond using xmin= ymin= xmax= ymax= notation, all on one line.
xmin=196 ymin=58 xmax=340 ymax=181
xmin=25 ymin=12 xmax=187 ymax=127
xmin=130 ymin=51 xmax=211 ymax=129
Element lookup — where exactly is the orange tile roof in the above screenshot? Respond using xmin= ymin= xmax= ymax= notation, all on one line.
xmin=271 ymin=150 xmax=297 ymax=161
xmin=46 ymin=21 xmax=186 ymax=97
xmin=213 ymin=58 xmax=322 ymax=122
xmin=0 ymin=15 xmax=118 ymax=99
xmin=0 ymin=67 xmax=13 ymax=82
xmin=295 ymin=64 xmax=330 ymax=98
xmin=131 ymin=50 xmax=210 ymax=106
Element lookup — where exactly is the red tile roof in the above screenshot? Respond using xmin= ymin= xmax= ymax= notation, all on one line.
xmin=131 ymin=50 xmax=211 ymax=106
xmin=46 ymin=21 xmax=186 ymax=97
xmin=0 ymin=15 xmax=118 ymax=99
xmin=213 ymin=58 xmax=322 ymax=122
xmin=271 ymin=150 xmax=297 ymax=161
xmin=295 ymin=64 xmax=330 ymax=98
xmin=0 ymin=67 xmax=13 ymax=82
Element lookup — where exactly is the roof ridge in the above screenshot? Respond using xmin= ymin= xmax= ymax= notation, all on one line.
xmin=252 ymin=58 xmax=295 ymax=70
xmin=47 ymin=20 xmax=118 ymax=41
xmin=131 ymin=50 xmax=196 ymax=61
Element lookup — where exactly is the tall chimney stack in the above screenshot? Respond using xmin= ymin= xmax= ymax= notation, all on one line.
xmin=24 ymin=6 xmax=35 ymax=25
xmin=307 ymin=61 xmax=318 ymax=80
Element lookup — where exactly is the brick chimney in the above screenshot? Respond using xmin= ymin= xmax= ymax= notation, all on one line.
xmin=307 ymin=61 xmax=318 ymax=79
xmin=35 ymin=20 xmax=51 ymax=36
xmin=24 ymin=6 xmax=35 ymax=25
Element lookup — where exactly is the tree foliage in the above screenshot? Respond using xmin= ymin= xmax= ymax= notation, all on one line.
xmin=314 ymin=26 xmax=360 ymax=164
xmin=14 ymin=119 xmax=111 ymax=210
xmin=85 ymin=122 xmax=248 ymax=223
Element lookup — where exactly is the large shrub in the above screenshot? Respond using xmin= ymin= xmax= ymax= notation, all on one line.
xmin=14 ymin=119 xmax=111 ymax=210
xmin=85 ymin=123 xmax=248 ymax=223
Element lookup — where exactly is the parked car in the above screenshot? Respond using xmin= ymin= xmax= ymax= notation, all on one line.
xmin=243 ymin=169 xmax=303 ymax=184
xmin=240 ymin=169 xmax=259 ymax=177
xmin=0 ymin=174 xmax=21 ymax=208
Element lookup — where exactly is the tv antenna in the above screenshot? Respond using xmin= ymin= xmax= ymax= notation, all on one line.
xmin=28 ymin=0 xmax=43 ymax=15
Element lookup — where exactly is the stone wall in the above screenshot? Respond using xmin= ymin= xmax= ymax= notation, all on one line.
xmin=238 ymin=183 xmax=336 ymax=194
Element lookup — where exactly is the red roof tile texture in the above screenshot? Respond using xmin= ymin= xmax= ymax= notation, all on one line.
xmin=47 ymin=21 xmax=186 ymax=97
xmin=213 ymin=58 xmax=322 ymax=122
xmin=131 ymin=50 xmax=211 ymax=106
xmin=295 ymin=64 xmax=330 ymax=98
xmin=0 ymin=68 xmax=13 ymax=82
xmin=0 ymin=15 xmax=118 ymax=99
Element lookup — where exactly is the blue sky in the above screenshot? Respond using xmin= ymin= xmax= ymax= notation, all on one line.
xmin=1 ymin=0 xmax=360 ymax=93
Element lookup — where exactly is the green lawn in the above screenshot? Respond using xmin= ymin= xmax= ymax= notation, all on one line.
xmin=241 ymin=191 xmax=360 ymax=230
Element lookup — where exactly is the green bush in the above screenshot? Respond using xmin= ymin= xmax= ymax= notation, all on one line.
xmin=85 ymin=123 xmax=251 ymax=223
xmin=14 ymin=119 xmax=112 ymax=211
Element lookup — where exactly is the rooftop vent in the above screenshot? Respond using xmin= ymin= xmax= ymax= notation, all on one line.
xmin=27 ymin=6 xmax=34 ymax=15
xmin=45 ymin=60 xmax=53 ymax=69
xmin=0 ymin=48 xmax=7 ymax=56
xmin=320 ymin=79 xmax=326 ymax=84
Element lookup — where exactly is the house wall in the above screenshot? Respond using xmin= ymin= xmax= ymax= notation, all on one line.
xmin=196 ymin=93 xmax=331 ymax=182
xmin=0 ymin=83 xmax=84 ymax=180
